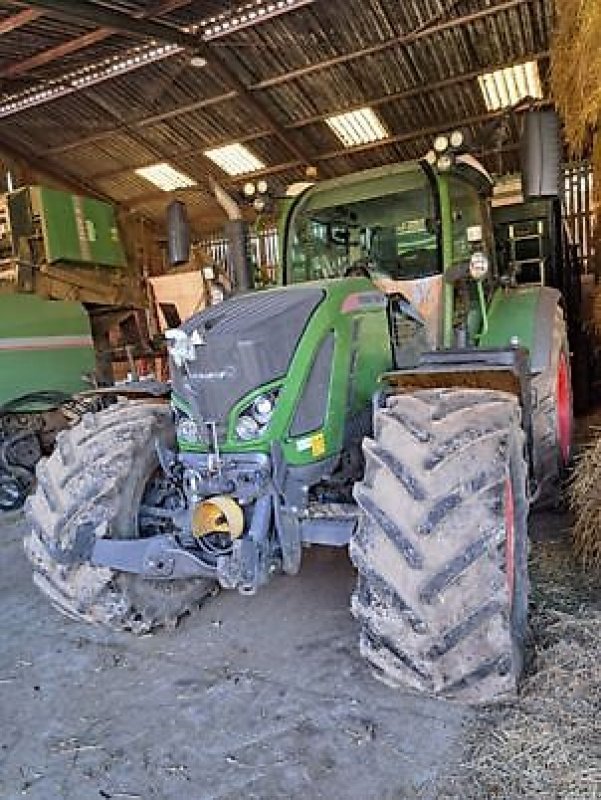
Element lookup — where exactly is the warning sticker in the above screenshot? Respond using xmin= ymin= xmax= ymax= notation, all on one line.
xmin=311 ymin=433 xmax=326 ymax=457
xmin=295 ymin=432 xmax=326 ymax=457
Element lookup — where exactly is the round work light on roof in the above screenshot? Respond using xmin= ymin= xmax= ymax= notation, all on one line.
xmin=433 ymin=134 xmax=449 ymax=153
xmin=450 ymin=129 xmax=464 ymax=148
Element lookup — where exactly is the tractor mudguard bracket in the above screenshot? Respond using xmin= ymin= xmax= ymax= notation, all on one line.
xmin=380 ymin=346 xmax=530 ymax=410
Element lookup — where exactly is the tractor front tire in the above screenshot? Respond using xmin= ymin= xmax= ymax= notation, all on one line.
xmin=24 ymin=401 xmax=217 ymax=633
xmin=350 ymin=388 xmax=529 ymax=704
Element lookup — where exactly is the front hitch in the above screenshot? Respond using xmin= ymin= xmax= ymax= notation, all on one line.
xmin=89 ymin=494 xmax=276 ymax=592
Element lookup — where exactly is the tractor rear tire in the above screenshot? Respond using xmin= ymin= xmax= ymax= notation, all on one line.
xmin=350 ymin=388 xmax=529 ymax=704
xmin=24 ymin=401 xmax=217 ymax=633
xmin=531 ymin=307 xmax=573 ymax=506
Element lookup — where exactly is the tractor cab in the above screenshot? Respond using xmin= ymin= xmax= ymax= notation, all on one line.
xmin=280 ymin=151 xmax=496 ymax=355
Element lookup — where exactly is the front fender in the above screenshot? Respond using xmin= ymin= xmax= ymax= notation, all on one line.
xmin=479 ymin=286 xmax=562 ymax=374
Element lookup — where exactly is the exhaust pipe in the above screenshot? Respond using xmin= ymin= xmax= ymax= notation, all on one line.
xmin=210 ymin=179 xmax=253 ymax=292
xmin=166 ymin=200 xmax=191 ymax=266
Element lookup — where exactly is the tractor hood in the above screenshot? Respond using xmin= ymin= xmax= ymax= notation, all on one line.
xmin=169 ymin=286 xmax=325 ymax=430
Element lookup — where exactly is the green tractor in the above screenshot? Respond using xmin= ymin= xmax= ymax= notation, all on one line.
xmin=24 ymin=138 xmax=574 ymax=703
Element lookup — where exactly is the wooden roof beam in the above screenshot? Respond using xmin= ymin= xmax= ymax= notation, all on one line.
xmin=46 ymin=90 xmax=238 ymax=155
xmin=1 ymin=0 xmax=193 ymax=79
xmin=0 ymin=8 xmax=44 ymax=35
xmin=88 ymin=129 xmax=274 ymax=182
xmin=310 ymin=104 xmax=547 ymax=163
xmin=289 ymin=52 xmax=549 ymax=128
xmin=2 ymin=28 xmax=113 ymax=78
xmin=23 ymin=0 xmax=197 ymax=47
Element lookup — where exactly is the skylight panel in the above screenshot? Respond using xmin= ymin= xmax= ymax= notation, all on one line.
xmin=478 ymin=61 xmax=543 ymax=111
xmin=135 ymin=163 xmax=197 ymax=192
xmin=325 ymin=107 xmax=389 ymax=148
xmin=204 ymin=143 xmax=265 ymax=176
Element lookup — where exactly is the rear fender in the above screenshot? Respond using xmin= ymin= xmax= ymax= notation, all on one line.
xmin=479 ymin=286 xmax=563 ymax=374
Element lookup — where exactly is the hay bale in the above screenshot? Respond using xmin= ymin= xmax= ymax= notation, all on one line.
xmin=551 ymin=0 xmax=601 ymax=203
xmin=569 ymin=437 xmax=601 ymax=570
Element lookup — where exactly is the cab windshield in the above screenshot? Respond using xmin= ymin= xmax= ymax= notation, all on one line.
xmin=286 ymin=164 xmax=439 ymax=284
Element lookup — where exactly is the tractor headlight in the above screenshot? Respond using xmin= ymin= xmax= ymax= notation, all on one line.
xmin=469 ymin=252 xmax=489 ymax=280
xmin=235 ymin=415 xmax=260 ymax=441
xmin=251 ymin=393 xmax=275 ymax=425
xmin=175 ymin=410 xmax=201 ymax=443
xmin=235 ymin=390 xmax=280 ymax=441
xmin=437 ymin=153 xmax=453 ymax=171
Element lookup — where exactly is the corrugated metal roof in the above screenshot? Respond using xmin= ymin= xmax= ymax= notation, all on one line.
xmin=0 ymin=0 xmax=554 ymax=229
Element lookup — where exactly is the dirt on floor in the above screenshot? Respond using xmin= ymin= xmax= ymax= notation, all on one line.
xmin=0 ymin=506 xmax=599 ymax=800
xmin=0 ymin=513 xmax=469 ymax=800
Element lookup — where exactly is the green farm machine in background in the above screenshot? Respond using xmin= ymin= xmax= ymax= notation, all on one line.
xmin=0 ymin=185 xmax=143 ymax=511
xmin=24 ymin=115 xmax=588 ymax=704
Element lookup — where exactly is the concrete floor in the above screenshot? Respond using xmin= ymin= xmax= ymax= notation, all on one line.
xmin=0 ymin=515 xmax=470 ymax=800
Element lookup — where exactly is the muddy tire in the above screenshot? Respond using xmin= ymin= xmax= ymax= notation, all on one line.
xmin=24 ymin=401 xmax=217 ymax=633
xmin=350 ymin=388 xmax=529 ymax=704
xmin=531 ymin=307 xmax=573 ymax=506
